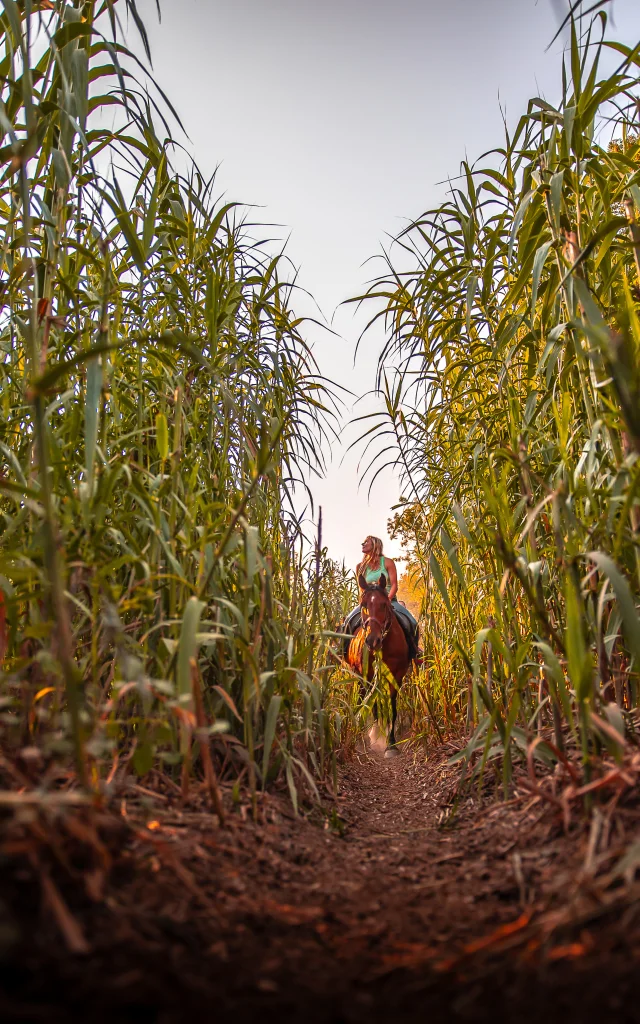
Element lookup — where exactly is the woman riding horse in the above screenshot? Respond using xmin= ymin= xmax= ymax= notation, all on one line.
xmin=342 ymin=537 xmax=420 ymax=756
xmin=342 ymin=537 xmax=419 ymax=659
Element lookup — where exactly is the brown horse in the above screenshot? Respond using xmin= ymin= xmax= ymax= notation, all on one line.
xmin=346 ymin=573 xmax=412 ymax=756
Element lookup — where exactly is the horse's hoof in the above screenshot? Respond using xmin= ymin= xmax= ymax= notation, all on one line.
xmin=384 ymin=747 xmax=399 ymax=759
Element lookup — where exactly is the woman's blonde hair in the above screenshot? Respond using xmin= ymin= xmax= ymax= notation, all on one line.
xmin=357 ymin=535 xmax=384 ymax=578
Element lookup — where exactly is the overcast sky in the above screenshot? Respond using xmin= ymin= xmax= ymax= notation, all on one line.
xmin=137 ymin=0 xmax=638 ymax=569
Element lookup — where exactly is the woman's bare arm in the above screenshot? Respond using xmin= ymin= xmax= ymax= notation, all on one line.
xmin=385 ymin=557 xmax=398 ymax=600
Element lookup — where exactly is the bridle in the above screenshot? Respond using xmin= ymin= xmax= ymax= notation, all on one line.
xmin=361 ymin=591 xmax=393 ymax=649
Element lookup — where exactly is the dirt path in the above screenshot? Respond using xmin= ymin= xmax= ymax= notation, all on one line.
xmin=2 ymin=735 xmax=640 ymax=1022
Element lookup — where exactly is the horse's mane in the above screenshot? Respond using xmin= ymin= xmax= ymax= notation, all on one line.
xmin=359 ymin=576 xmax=389 ymax=598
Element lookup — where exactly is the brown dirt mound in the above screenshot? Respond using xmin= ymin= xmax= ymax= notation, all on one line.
xmin=2 ymin=735 xmax=640 ymax=1022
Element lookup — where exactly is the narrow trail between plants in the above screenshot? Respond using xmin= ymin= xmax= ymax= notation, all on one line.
xmin=2 ymin=736 xmax=640 ymax=1023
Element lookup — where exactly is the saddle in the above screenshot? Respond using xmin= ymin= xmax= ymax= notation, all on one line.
xmin=342 ymin=605 xmax=419 ymax=660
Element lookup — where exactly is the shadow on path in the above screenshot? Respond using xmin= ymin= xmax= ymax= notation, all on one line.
xmin=1 ymin=738 xmax=639 ymax=1022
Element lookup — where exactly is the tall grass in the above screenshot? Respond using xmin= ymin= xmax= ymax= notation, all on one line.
xmin=0 ymin=1 xmax=355 ymax=807
xmin=356 ymin=9 xmax=640 ymax=788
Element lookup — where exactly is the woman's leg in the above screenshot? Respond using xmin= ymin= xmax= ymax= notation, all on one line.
xmin=391 ymin=600 xmax=419 ymax=656
xmin=342 ymin=605 xmax=362 ymax=657
xmin=392 ymin=600 xmax=418 ymax=630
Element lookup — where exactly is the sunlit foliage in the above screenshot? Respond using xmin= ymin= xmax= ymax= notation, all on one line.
xmin=358 ymin=11 xmax=640 ymax=787
xmin=0 ymin=0 xmax=355 ymax=805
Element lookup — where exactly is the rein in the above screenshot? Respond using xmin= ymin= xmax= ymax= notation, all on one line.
xmin=361 ymin=592 xmax=393 ymax=645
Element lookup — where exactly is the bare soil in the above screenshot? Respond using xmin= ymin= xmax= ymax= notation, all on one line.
xmin=2 ymin=732 xmax=640 ymax=1023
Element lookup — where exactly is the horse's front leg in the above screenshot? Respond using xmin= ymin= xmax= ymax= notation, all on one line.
xmin=384 ymin=686 xmax=399 ymax=758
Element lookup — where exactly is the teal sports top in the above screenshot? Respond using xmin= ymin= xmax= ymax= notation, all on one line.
xmin=363 ymin=555 xmax=389 ymax=591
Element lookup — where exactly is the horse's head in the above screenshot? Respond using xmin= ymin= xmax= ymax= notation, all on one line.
xmin=358 ymin=573 xmax=392 ymax=652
